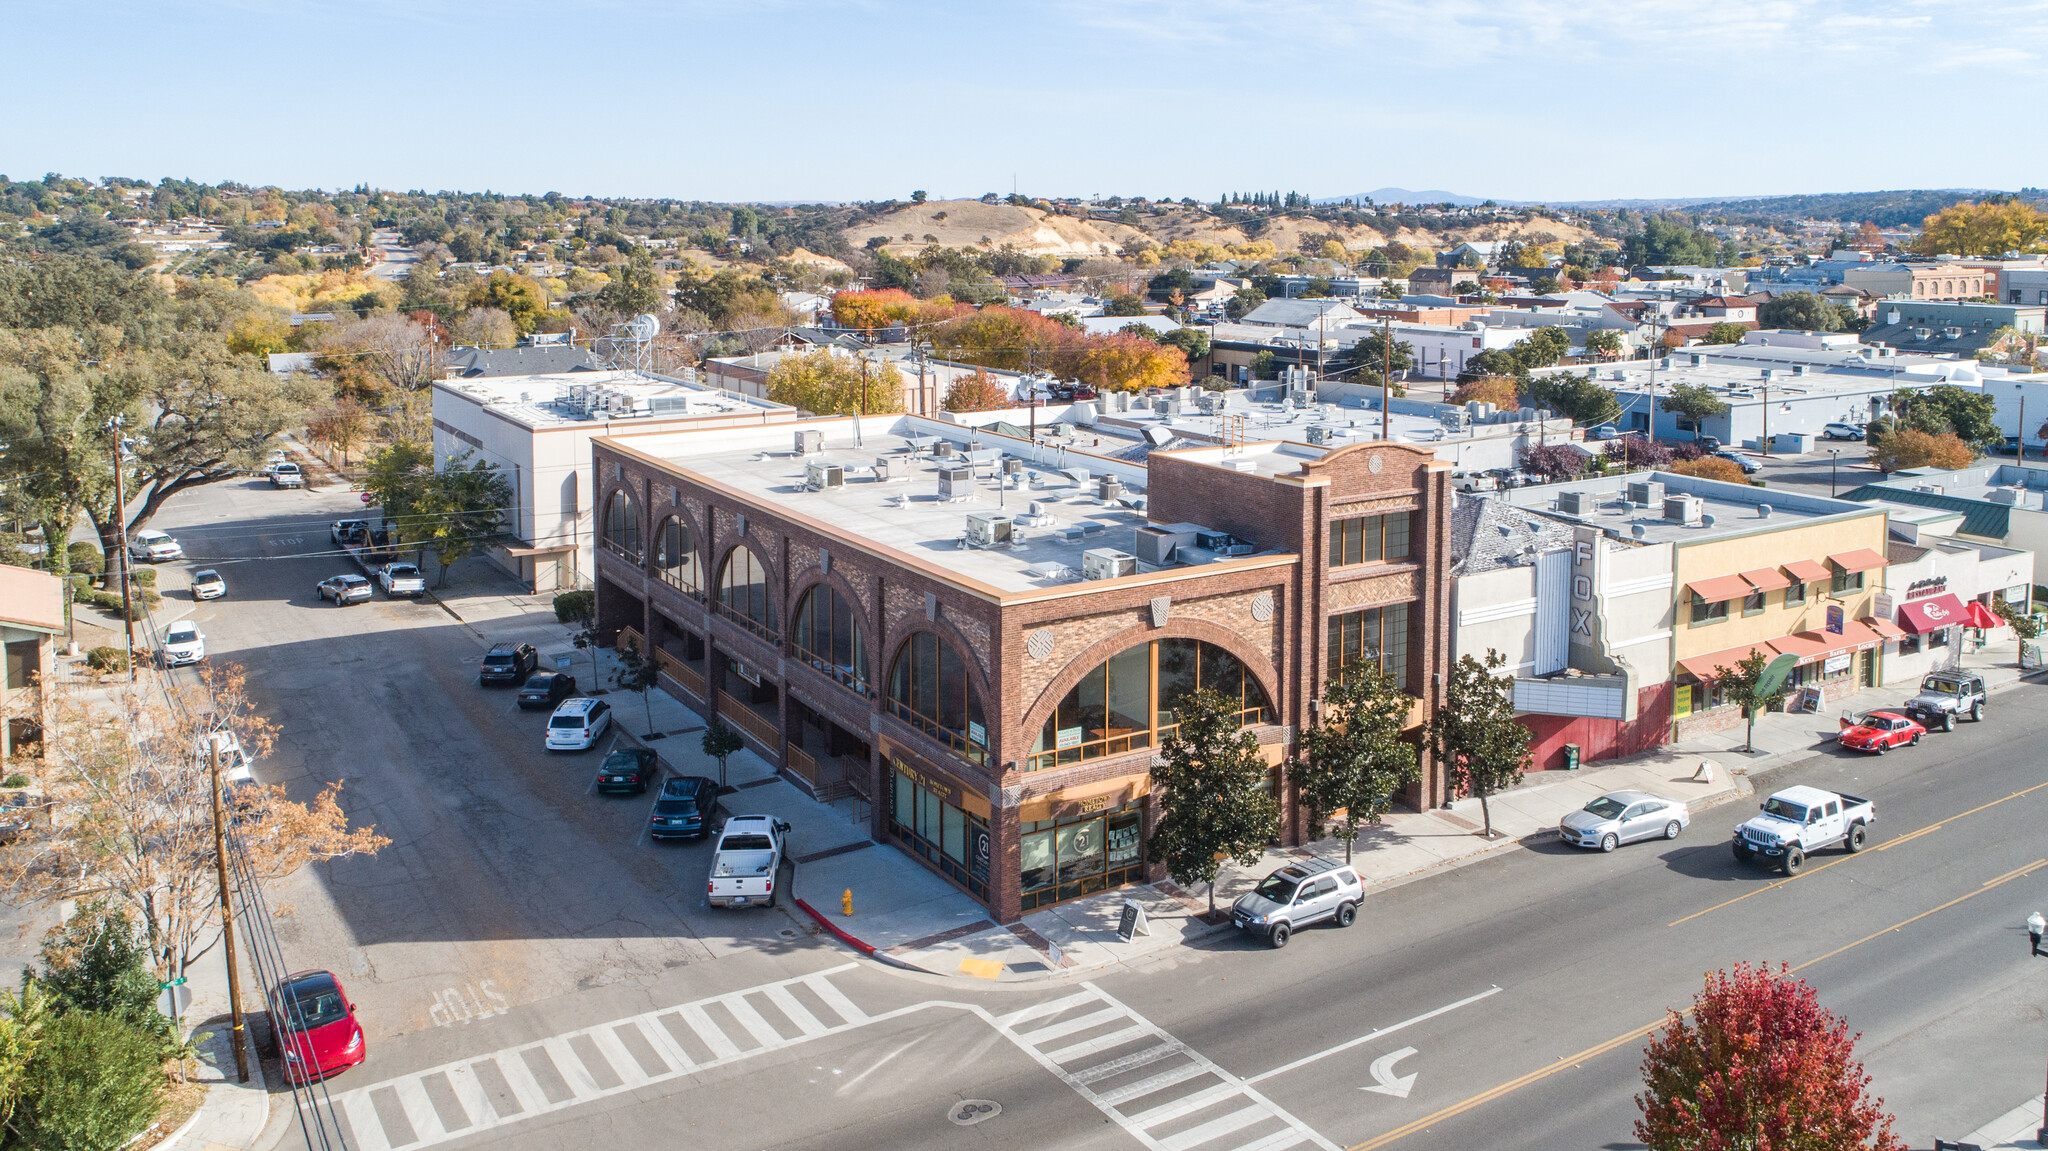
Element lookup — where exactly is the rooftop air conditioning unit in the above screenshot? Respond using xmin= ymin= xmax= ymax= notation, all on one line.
xmin=1663 ymin=494 xmax=1703 ymax=525
xmin=1134 ymin=526 xmax=1182 ymax=566
xmin=1001 ymin=457 xmax=1023 ymax=476
xmin=1557 ymin=490 xmax=1589 ymax=515
xmin=1792 ymin=364 xmax=1809 ymax=375
xmin=1690 ymin=354 xmax=1704 ymax=366
xmin=794 ymin=429 xmax=824 ymax=455
xmin=965 ymin=512 xmax=1014 ymax=548
xmin=1081 ymin=548 xmax=1138 ymax=581
xmin=1096 ymin=475 xmax=1123 ymax=501
xmin=805 ymin=461 xmax=844 ymax=490
xmin=937 ymin=466 xmax=973 ymax=500
xmin=1199 ymin=392 xmax=1227 ymax=414
xmin=1306 ymin=425 xmax=1332 ymax=446
xmin=1194 ymin=529 xmax=1238 ymax=551
xmin=932 ymin=440 xmax=954 ymax=458
xmin=1626 ymin=480 xmax=1666 ymax=507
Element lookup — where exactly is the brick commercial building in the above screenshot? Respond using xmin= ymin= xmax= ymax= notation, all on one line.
xmin=591 ymin=410 xmax=1452 ymax=923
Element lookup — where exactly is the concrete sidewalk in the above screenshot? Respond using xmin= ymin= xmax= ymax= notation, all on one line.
xmin=155 ymin=926 xmax=269 ymax=1150
xmin=1957 ymin=1096 xmax=2046 ymax=1148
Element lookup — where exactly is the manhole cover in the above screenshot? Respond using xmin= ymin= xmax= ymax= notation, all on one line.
xmin=780 ymin=929 xmax=797 ymax=938
xmin=949 ymin=1100 xmax=1001 ymax=1126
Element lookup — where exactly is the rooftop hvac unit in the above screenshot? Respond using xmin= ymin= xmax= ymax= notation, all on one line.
xmin=1199 ymin=392 xmax=1227 ymax=414
xmin=1989 ymin=487 xmax=2021 ymax=506
xmin=937 ymin=466 xmax=973 ymax=500
xmin=1626 ymin=480 xmax=1666 ymax=507
xmin=1306 ymin=425 xmax=1332 ymax=446
xmin=1913 ymin=483 xmax=1944 ymax=495
xmin=805 ymin=461 xmax=844 ymax=490
xmin=967 ymin=439 xmax=983 ymax=453
xmin=1096 ymin=475 xmax=1123 ymax=501
xmin=1662 ymin=494 xmax=1703 ymax=525
xmin=932 ymin=440 xmax=954 ymax=458
xmin=1792 ymin=364 xmax=1809 ymax=376
xmin=964 ymin=512 xmax=1014 ymax=548
xmin=794 ymin=429 xmax=824 ymax=455
xmin=1690 ymin=354 xmax=1704 ymax=366
xmin=1081 ymin=548 xmax=1137 ymax=581
xmin=1557 ymin=490 xmax=1590 ymax=515
xmin=1195 ymin=529 xmax=1239 ymax=551
xmin=1134 ymin=525 xmax=1191 ymax=566
xmin=874 ymin=454 xmax=911 ymax=482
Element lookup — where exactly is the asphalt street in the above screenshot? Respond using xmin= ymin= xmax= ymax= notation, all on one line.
xmin=124 ymin=474 xmax=2048 ymax=1151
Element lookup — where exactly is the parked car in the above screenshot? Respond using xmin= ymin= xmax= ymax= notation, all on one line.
xmin=160 ymin=621 xmax=206 ymax=667
xmin=1586 ymin=424 xmax=1619 ymax=441
xmin=1902 ymin=670 xmax=1987 ymax=731
xmin=650 ymin=776 xmax=720 ymax=840
xmin=516 ymin=671 xmax=577 ymax=710
xmin=546 ymin=697 xmax=612 ymax=751
xmin=1822 ymin=422 xmax=1866 ymax=441
xmin=266 ymin=448 xmax=288 ymax=470
xmin=190 ymin=569 xmax=226 ymax=600
xmin=197 ymin=729 xmax=254 ymax=789
xmin=1230 ymin=857 xmax=1363 ymax=949
xmin=377 ymin=562 xmax=426 ymax=598
xmin=269 ymin=462 xmax=304 ymax=489
xmin=1733 ymin=786 xmax=1875 ymax=873
xmin=1712 ymin=450 xmax=1764 ymax=475
xmin=331 ymin=519 xmax=369 ymax=546
xmin=479 ymin=642 xmax=538 ymax=685
xmin=1558 ymin=790 xmax=1690 ymax=852
xmin=269 ymin=970 xmax=366 ymax=1083
xmin=708 ymin=815 xmax=791 ymax=908
xmin=1836 ymin=710 xmax=1925 ymax=754
xmin=316 ymin=574 xmax=372 ymax=605
xmin=129 ymin=529 xmax=184 ymax=562
xmin=595 ymin=747 xmax=658 ymax=794
xmin=1450 ymin=470 xmax=1499 ymax=493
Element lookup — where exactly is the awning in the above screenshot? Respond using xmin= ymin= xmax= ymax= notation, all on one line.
xmin=1965 ymin=599 xmax=2004 ymax=629
xmin=1677 ymin=642 xmax=1779 ymax=682
xmin=1686 ymin=574 xmax=1754 ymax=603
xmin=1828 ymin=548 xmax=1890 ymax=574
xmin=1773 ymin=620 xmax=1889 ymax=662
xmin=1783 ymin=559 xmax=1831 ymax=583
xmin=1865 ymin=616 xmax=1907 ymax=640
xmin=1897 ymin=593 xmax=1968 ymax=635
xmin=1740 ymin=567 xmax=1793 ymax=592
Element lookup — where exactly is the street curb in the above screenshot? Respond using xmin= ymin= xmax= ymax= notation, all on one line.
xmin=792 ymin=898 xmax=936 ymax=974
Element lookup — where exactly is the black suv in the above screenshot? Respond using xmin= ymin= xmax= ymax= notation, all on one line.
xmin=595 ymin=748 xmax=658 ymax=795
xmin=649 ymin=776 xmax=720 ymax=840
xmin=479 ymin=643 xmax=538 ymax=685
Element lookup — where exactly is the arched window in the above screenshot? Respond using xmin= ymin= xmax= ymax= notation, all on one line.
xmin=1029 ymin=638 xmax=1273 ymax=770
xmin=654 ymin=516 xmax=701 ymax=596
xmin=794 ymin=585 xmax=865 ymax=692
xmin=715 ymin=545 xmax=778 ymax=642
xmin=888 ymin=632 xmax=987 ymax=764
xmin=602 ymin=489 xmax=641 ymax=561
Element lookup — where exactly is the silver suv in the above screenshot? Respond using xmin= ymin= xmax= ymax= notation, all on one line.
xmin=1230 ymin=858 xmax=1364 ymax=949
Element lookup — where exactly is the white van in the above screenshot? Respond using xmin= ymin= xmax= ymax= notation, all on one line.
xmin=545 ymin=698 xmax=613 ymax=751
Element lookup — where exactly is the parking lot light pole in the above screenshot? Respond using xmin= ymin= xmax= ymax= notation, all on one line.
xmin=1829 ymin=448 xmax=1841 ymax=497
xmin=2031 ymin=910 xmax=2047 ymax=1145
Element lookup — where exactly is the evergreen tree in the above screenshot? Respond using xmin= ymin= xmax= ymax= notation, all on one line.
xmin=1147 ymin=688 xmax=1280 ymax=917
xmin=1293 ymin=666 xmax=1419 ymax=861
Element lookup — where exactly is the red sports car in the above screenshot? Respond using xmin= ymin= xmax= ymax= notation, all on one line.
xmin=1838 ymin=711 xmax=1925 ymax=754
xmin=270 ymin=970 xmax=366 ymax=1082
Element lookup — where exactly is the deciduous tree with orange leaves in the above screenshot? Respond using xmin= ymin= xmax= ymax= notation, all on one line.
xmin=1636 ymin=963 xmax=1902 ymax=1151
xmin=942 ymin=369 xmax=1011 ymax=413
xmin=1868 ymin=427 xmax=1974 ymax=473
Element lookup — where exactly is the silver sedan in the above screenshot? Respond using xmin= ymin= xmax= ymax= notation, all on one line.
xmin=1558 ymin=790 xmax=1691 ymax=852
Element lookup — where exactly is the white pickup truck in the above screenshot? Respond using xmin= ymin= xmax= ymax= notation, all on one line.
xmin=1732 ymin=785 xmax=1875 ymax=874
xmin=707 ymin=816 xmax=791 ymax=909
xmin=377 ymin=562 xmax=426 ymax=598
xmin=268 ymin=461 xmax=304 ymax=488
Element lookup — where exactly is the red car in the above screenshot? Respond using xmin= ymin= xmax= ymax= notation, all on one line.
xmin=1838 ymin=711 xmax=1925 ymax=754
xmin=270 ymin=970 xmax=366 ymax=1081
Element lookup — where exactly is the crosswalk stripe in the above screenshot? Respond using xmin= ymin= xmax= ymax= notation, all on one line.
xmin=391 ymin=1076 xmax=449 ymax=1143
xmin=339 ymin=1091 xmax=392 ymax=1151
xmin=1096 ymin=1062 xmax=1210 ymax=1107
xmin=443 ymin=1064 xmax=497 ymax=1130
xmin=802 ymin=973 xmax=867 ymax=1024
xmin=1158 ymin=1105 xmax=1272 ymax=1151
xmin=1228 ymin=1129 xmax=1310 ymax=1151
xmin=630 ymin=1016 xmax=696 ymax=1074
xmin=1020 ymin=1006 xmax=1128 ymax=1046
xmin=1127 ymin=1082 xmax=1244 ymax=1130
xmin=762 ymin=983 xmax=828 ymax=1037
xmin=998 ymin=990 xmax=1098 ymax=1029
xmin=494 ymin=1051 xmax=552 ymax=1117
xmin=720 ymin=994 xmax=791 ymax=1049
xmin=678 ymin=1003 xmax=743 ymax=1060
xmin=542 ymin=1036 xmax=604 ymax=1100
xmin=588 ymin=1026 xmax=651 ymax=1087
xmin=1073 ymin=1041 xmax=1183 ymax=1085
xmin=1045 ymin=1024 xmax=1156 ymax=1064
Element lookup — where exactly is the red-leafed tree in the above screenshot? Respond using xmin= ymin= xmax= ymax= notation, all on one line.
xmin=1635 ymin=963 xmax=1903 ymax=1151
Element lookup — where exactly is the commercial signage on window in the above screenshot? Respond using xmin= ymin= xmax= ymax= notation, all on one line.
xmin=1826 ymin=605 xmax=1844 ymax=635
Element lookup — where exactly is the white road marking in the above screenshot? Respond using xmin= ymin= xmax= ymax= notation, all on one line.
xmin=629 ymin=1015 xmax=695 ymax=1073
xmin=677 ymin=1002 xmax=743 ymax=1060
xmin=1159 ymin=1105 xmax=1270 ymax=1151
xmin=802 ymin=972 xmax=868 ymax=1023
xmin=493 ymin=1050 xmax=550 ymax=1116
xmin=443 ymin=1064 xmax=496 ymax=1128
xmin=1243 ymin=986 xmax=1501 ymax=1085
xmin=1096 ymin=1060 xmax=1209 ymax=1107
xmin=588 ymin=1025 xmax=651 ymax=1088
xmin=1361 ymin=1047 xmax=1418 ymax=1099
xmin=719 ymin=993 xmax=791 ymax=1049
xmin=340 ymin=1091 xmax=392 ymax=1151
xmin=1022 ymin=1005 xmax=1128 ymax=1045
xmin=542 ymin=1036 xmax=603 ymax=1100
xmin=762 ymin=983 xmax=828 ymax=1037
xmin=391 ymin=1077 xmax=447 ymax=1142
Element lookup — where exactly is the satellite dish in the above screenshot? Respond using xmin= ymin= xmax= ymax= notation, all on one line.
xmin=627 ymin=314 xmax=662 ymax=342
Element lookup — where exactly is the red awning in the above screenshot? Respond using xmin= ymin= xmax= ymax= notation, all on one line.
xmin=1897 ymin=593 xmax=1968 ymax=634
xmin=1965 ymin=599 xmax=2004 ymax=629
xmin=1740 ymin=567 xmax=1793 ymax=592
xmin=1677 ymin=642 xmax=1780 ymax=682
xmin=1828 ymin=548 xmax=1890 ymax=574
xmin=1783 ymin=559 xmax=1831 ymax=583
xmin=1687 ymin=574 xmax=1754 ymax=603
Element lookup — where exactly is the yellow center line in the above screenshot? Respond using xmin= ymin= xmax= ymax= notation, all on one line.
xmin=1667 ymin=779 xmax=2048 ymax=928
xmin=1350 ymin=858 xmax=2048 ymax=1151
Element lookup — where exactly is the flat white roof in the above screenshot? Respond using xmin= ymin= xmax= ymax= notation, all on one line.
xmin=434 ymin=369 xmax=788 ymax=430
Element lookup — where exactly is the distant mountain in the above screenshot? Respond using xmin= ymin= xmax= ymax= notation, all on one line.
xmin=1315 ymin=187 xmax=1489 ymax=207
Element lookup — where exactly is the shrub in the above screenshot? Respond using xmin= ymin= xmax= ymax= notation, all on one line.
xmin=1 ymin=775 xmax=28 ymax=789
xmin=12 ymin=1011 xmax=165 ymax=1151
xmin=66 ymin=542 xmax=104 ymax=577
xmin=32 ymin=902 xmax=166 ymax=1035
xmin=552 ymin=590 xmax=595 ymax=625
xmin=85 ymin=647 xmax=129 ymax=673
xmin=1666 ymin=457 xmax=1747 ymax=484
xmin=127 ymin=568 xmax=156 ymax=588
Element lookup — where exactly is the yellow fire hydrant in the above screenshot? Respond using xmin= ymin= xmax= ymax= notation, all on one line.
xmin=842 ymin=888 xmax=854 ymax=917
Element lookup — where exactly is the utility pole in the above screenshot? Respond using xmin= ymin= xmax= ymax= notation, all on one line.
xmin=211 ymin=740 xmax=250 ymax=1082
xmin=108 ymin=418 xmax=135 ymax=682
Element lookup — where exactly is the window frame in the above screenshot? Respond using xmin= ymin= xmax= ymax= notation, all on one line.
xmin=1328 ymin=512 xmax=1413 ymax=568
xmin=793 ymin=584 xmax=866 ymax=694
xmin=1027 ymin=638 xmax=1274 ymax=772
xmin=887 ymin=632 xmax=988 ymax=765
xmin=1326 ymin=602 xmax=1411 ymax=689
xmin=601 ymin=488 xmax=642 ymax=562
xmin=714 ymin=545 xmax=779 ymax=643
xmin=1690 ymin=592 xmax=1730 ymax=627
xmin=653 ymin=515 xmax=701 ymax=597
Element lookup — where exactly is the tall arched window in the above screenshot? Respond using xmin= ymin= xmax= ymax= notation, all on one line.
xmin=715 ymin=546 xmax=778 ymax=642
xmin=602 ymin=489 xmax=641 ymax=561
xmin=888 ymin=632 xmax=987 ymax=764
xmin=654 ymin=516 xmax=701 ymax=596
xmin=1030 ymin=638 xmax=1273 ymax=771
xmin=794 ymin=585 xmax=865 ymax=692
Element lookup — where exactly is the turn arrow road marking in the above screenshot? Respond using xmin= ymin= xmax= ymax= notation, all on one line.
xmin=1362 ymin=1047 xmax=1418 ymax=1099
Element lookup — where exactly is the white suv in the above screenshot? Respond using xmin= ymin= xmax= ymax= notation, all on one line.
xmin=546 ymin=698 xmax=613 ymax=751
xmin=129 ymin=529 xmax=184 ymax=562
xmin=1230 ymin=858 xmax=1364 ymax=948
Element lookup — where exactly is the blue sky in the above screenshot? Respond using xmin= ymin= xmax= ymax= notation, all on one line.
xmin=4 ymin=0 xmax=2041 ymax=203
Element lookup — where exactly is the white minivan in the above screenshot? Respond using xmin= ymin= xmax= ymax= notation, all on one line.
xmin=545 ymin=698 xmax=613 ymax=751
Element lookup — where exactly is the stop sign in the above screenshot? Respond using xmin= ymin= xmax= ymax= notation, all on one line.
xmin=360 ymin=493 xmax=373 ymax=503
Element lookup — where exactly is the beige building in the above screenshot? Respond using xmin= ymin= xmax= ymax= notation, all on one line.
xmin=1844 ymin=262 xmax=1991 ymax=301
xmin=1 ymin=565 xmax=63 ymax=759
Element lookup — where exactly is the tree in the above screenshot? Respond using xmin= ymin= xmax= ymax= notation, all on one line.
xmin=1102 ymin=294 xmax=1147 ymax=317
xmin=910 ymin=190 xmax=927 ymax=204
xmin=1636 ymin=963 xmax=1903 ymax=1151
xmin=451 ymin=307 xmax=517 ymax=348
xmin=1893 ymin=383 xmax=2001 ymax=446
xmin=1529 ymin=274 xmax=1562 ymax=295
xmin=701 ymin=718 xmax=744 ymax=789
xmin=1914 ymin=199 xmax=2048 ymax=257
xmin=1622 ymin=216 xmax=1731 ymax=267
xmin=472 ymin=271 xmax=552 ymax=334
xmin=305 ymin=398 xmax=370 ymax=467
xmin=1517 ymin=326 xmax=1572 ymax=368
xmin=1702 ymin=321 xmax=1750 ymax=345
xmin=941 ymin=370 xmax=1009 ymax=413
xmin=1583 ymin=329 xmax=1624 ymax=359
xmin=612 ymin=634 xmax=662 ymax=737
xmin=1342 ymin=330 xmax=1415 ymax=379
xmin=1250 ymin=349 xmax=1278 ymax=379
xmin=1523 ymin=372 xmax=1621 ymax=427
xmin=1606 ymin=436 xmax=1675 ymax=469
xmin=1225 ymin=287 xmax=1266 ymax=320
xmin=1430 ymin=651 xmax=1531 ymax=838
xmin=1662 ymin=382 xmax=1728 ymax=434
xmin=1757 ymin=291 xmax=1847 ymax=333
xmin=418 ymin=452 xmax=511 ymax=585
xmin=1451 ymin=376 xmax=1519 ymax=409
xmin=326 ymin=313 xmax=442 ymax=392
xmin=11 ymin=1010 xmax=165 ymax=1151
xmin=1710 ymin=647 xmax=1789 ymax=753
xmin=0 ymin=666 xmax=388 ymax=984
xmin=765 ymin=349 xmax=904 ymax=417
xmin=361 ymin=441 xmax=434 ymax=550
xmin=596 ymin=258 xmax=664 ymax=315
xmin=1868 ymin=427 xmax=1975 ymax=473
xmin=1146 ymin=687 xmax=1281 ymax=918
xmin=1292 ymin=667 xmax=1419 ymax=862
xmin=1521 ymin=443 xmax=1590 ymax=481
xmin=1157 ymin=327 xmax=1210 ymax=365
xmin=28 ymin=901 xmax=163 ymax=1037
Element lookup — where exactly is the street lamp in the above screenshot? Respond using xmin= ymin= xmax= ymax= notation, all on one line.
xmin=2030 ymin=910 xmax=2048 ymax=1145
xmin=1828 ymin=448 xmax=1842 ymax=497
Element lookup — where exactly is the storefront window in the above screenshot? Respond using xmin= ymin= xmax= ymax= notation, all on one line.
xmin=1020 ymin=801 xmax=1147 ymax=911
xmin=1029 ymin=639 xmax=1272 ymax=771
xmin=890 ymin=765 xmax=989 ymax=901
